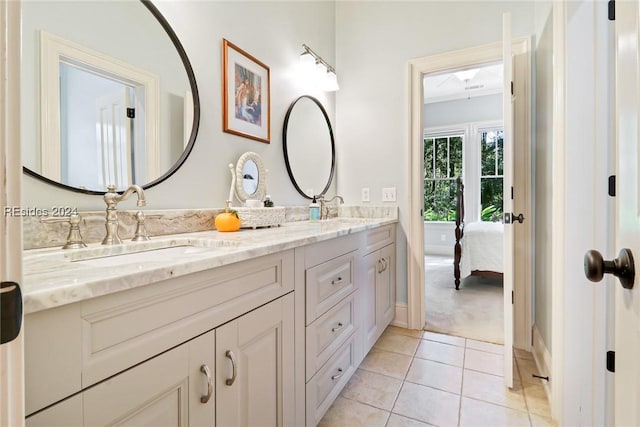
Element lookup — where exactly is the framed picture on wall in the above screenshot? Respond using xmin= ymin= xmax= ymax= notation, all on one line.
xmin=222 ymin=39 xmax=270 ymax=143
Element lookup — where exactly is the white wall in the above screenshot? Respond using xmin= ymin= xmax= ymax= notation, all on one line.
xmin=22 ymin=1 xmax=337 ymax=210
xmin=335 ymin=1 xmax=535 ymax=303
xmin=533 ymin=0 xmax=554 ymax=354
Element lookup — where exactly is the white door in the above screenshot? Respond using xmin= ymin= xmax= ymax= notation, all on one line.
xmin=614 ymin=2 xmax=640 ymax=424
xmin=502 ymin=12 xmax=515 ymax=388
xmin=96 ymin=88 xmax=133 ymax=190
xmin=1 ymin=1 xmax=25 ymax=425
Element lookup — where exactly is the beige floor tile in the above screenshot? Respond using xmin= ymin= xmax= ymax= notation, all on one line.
xmin=516 ymin=357 xmax=547 ymax=385
xmin=466 ymin=339 xmax=504 ymax=355
xmin=392 ymin=382 xmax=460 ymax=426
xmin=530 ymin=414 xmax=558 ymax=427
xmin=405 ymin=357 xmax=462 ymax=394
xmin=341 ymin=369 xmax=403 ymax=411
xmin=459 ymin=396 xmax=531 ymax=427
xmin=385 ymin=413 xmax=436 ymax=427
xmin=374 ymin=331 xmax=421 ymax=356
xmin=318 ymin=396 xmax=389 ymax=427
xmin=523 ymin=382 xmax=552 ymax=418
xmin=422 ymin=330 xmax=466 ymax=347
xmin=462 ymin=369 xmax=527 ymax=412
xmin=465 ymin=348 xmax=504 ymax=376
xmin=515 ymin=348 xmax=535 ymax=360
xmin=415 ymin=339 xmax=465 ymax=367
xmin=360 ymin=348 xmax=413 ymax=380
xmin=385 ymin=326 xmax=424 ymax=338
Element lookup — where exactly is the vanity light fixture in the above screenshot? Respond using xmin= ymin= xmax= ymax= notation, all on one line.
xmin=299 ymin=44 xmax=339 ymax=92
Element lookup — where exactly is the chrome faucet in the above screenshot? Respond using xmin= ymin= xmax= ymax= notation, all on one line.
xmin=102 ymin=184 xmax=146 ymax=245
xmin=318 ymin=195 xmax=344 ymax=220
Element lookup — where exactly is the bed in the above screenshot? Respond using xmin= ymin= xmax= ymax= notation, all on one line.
xmin=453 ymin=177 xmax=504 ymax=290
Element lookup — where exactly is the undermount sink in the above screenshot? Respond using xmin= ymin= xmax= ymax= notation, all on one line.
xmin=68 ymin=238 xmax=242 ymax=267
xmin=73 ymin=245 xmax=213 ymax=267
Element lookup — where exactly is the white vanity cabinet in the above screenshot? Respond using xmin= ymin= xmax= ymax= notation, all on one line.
xmin=25 ymin=250 xmax=295 ymax=426
xmin=301 ymin=234 xmax=360 ymax=427
xmin=361 ymin=225 xmax=396 ymax=354
xmin=24 ymin=220 xmax=397 ymax=427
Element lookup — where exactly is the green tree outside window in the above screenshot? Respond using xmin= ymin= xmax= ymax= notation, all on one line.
xmin=423 ymin=135 xmax=463 ymax=221
xmin=480 ymin=129 xmax=504 ymax=222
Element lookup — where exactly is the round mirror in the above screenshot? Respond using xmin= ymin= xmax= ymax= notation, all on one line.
xmin=21 ymin=1 xmax=200 ymax=194
xmin=235 ymin=152 xmax=266 ymax=203
xmin=283 ymin=95 xmax=335 ymax=199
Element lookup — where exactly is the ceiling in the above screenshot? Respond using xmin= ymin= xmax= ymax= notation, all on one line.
xmin=423 ymin=62 xmax=503 ymax=104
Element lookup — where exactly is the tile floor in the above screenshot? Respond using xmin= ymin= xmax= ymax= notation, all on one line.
xmin=319 ymin=326 xmax=556 ymax=427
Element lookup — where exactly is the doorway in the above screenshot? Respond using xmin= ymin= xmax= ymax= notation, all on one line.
xmin=407 ymin=39 xmax=533 ymax=350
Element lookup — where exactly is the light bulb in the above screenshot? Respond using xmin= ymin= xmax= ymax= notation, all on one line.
xmin=324 ymin=70 xmax=339 ymax=92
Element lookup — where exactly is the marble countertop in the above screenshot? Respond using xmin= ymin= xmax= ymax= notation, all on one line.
xmin=23 ymin=217 xmax=397 ymax=314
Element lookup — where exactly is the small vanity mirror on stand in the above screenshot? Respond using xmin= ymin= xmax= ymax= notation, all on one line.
xmin=228 ymin=152 xmax=284 ymax=229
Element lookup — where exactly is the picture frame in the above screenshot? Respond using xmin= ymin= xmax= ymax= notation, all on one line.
xmin=222 ymin=39 xmax=270 ymax=143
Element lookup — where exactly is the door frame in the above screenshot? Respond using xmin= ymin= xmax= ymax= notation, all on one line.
xmin=407 ymin=38 xmax=533 ymax=350
xmin=0 ymin=0 xmax=25 ymax=425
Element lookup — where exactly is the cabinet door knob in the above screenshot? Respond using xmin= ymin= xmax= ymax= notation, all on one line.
xmin=331 ymin=322 xmax=344 ymax=333
xmin=331 ymin=368 xmax=343 ymax=380
xmin=225 ymin=350 xmax=238 ymax=386
xmin=200 ymin=364 xmax=213 ymax=403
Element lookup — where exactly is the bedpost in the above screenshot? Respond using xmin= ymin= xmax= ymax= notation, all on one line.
xmin=454 ymin=176 xmax=464 ymax=289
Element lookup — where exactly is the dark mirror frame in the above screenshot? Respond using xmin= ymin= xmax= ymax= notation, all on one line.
xmin=22 ymin=0 xmax=200 ymax=195
xmin=282 ymin=95 xmax=335 ymax=200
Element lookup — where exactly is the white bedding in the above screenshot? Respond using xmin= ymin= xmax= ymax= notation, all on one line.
xmin=459 ymin=221 xmax=504 ymax=278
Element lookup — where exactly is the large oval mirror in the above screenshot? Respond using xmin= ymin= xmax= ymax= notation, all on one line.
xmin=283 ymin=95 xmax=335 ymax=199
xmin=21 ymin=0 xmax=200 ymax=194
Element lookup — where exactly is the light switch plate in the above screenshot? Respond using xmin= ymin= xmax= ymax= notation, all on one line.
xmin=382 ymin=187 xmax=396 ymax=202
xmin=361 ymin=187 xmax=370 ymax=202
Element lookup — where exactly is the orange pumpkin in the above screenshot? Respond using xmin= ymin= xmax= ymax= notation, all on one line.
xmin=215 ymin=210 xmax=241 ymax=232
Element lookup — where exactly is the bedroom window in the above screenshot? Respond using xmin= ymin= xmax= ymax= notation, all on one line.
xmin=480 ymin=129 xmax=504 ymax=221
xmin=423 ymin=134 xmax=463 ymax=221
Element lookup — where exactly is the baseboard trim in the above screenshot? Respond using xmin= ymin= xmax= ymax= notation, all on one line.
xmin=391 ymin=302 xmax=409 ymax=329
xmin=532 ymin=325 xmax=552 ymax=405
xmin=424 ymin=245 xmax=452 ymax=256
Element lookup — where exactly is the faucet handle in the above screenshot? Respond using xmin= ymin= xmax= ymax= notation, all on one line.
xmin=132 ymin=211 xmax=150 ymax=242
xmin=40 ymin=212 xmax=87 ymax=249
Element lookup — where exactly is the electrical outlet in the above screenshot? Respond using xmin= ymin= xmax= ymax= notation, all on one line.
xmin=361 ymin=187 xmax=370 ymax=202
xmin=382 ymin=187 xmax=396 ymax=202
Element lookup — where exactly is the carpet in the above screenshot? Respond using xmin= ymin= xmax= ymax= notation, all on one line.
xmin=424 ymin=255 xmax=504 ymax=344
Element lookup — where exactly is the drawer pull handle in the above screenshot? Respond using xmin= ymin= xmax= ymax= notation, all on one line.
xmin=200 ymin=364 xmax=213 ymax=403
xmin=225 ymin=350 xmax=237 ymax=386
xmin=331 ymin=322 xmax=344 ymax=332
xmin=331 ymin=368 xmax=344 ymax=381
xmin=381 ymin=258 xmax=388 ymax=272
xmin=331 ymin=277 xmax=343 ymax=285
xmin=377 ymin=260 xmax=384 ymax=274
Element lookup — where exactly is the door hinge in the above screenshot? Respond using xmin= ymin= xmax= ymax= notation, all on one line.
xmin=1 ymin=281 xmax=23 ymax=345
xmin=511 ymin=186 xmax=514 ymax=200
xmin=511 ymin=290 xmax=514 ymax=304
xmin=608 ymin=0 xmax=615 ymax=20
xmin=126 ymin=107 xmax=135 ymax=119
xmin=607 ymin=350 xmax=615 ymax=372
xmin=608 ymin=175 xmax=616 ymax=197
xmin=510 ymin=81 xmax=514 ymax=96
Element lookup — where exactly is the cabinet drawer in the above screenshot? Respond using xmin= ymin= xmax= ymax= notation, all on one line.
xmin=306 ymin=293 xmax=356 ymax=381
xmin=306 ymin=251 xmax=355 ymax=324
xmin=306 ymin=333 xmax=357 ymax=427
xmin=362 ymin=224 xmax=395 ymax=255
xmin=80 ymin=250 xmax=293 ymax=387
